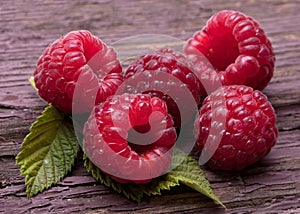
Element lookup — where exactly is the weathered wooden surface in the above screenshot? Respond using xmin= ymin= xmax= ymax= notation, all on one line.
xmin=0 ymin=0 xmax=300 ymax=213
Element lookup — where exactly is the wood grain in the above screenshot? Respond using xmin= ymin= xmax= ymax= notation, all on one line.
xmin=0 ymin=0 xmax=300 ymax=213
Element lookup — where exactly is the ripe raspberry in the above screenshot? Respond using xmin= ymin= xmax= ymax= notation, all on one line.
xmin=143 ymin=90 xmax=181 ymax=130
xmin=34 ymin=30 xmax=123 ymax=113
xmin=124 ymin=48 xmax=201 ymax=129
xmin=194 ymin=85 xmax=278 ymax=170
xmin=185 ymin=10 xmax=275 ymax=91
xmin=83 ymin=93 xmax=177 ymax=184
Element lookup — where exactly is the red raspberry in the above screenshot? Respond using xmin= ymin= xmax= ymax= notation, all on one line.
xmin=185 ymin=10 xmax=275 ymax=91
xmin=124 ymin=48 xmax=201 ymax=129
xmin=143 ymin=90 xmax=181 ymax=130
xmin=83 ymin=93 xmax=177 ymax=184
xmin=194 ymin=85 xmax=278 ymax=170
xmin=34 ymin=30 xmax=123 ymax=113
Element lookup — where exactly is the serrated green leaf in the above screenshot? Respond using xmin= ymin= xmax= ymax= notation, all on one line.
xmin=84 ymin=149 xmax=224 ymax=207
xmin=168 ymin=149 xmax=225 ymax=208
xmin=83 ymin=154 xmax=180 ymax=203
xmin=16 ymin=104 xmax=80 ymax=197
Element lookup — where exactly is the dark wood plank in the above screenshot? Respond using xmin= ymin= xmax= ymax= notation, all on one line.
xmin=0 ymin=0 xmax=300 ymax=213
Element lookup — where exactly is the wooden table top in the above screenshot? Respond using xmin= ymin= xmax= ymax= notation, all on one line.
xmin=0 ymin=0 xmax=299 ymax=213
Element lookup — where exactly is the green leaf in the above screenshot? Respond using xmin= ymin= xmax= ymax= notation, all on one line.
xmin=84 ymin=149 xmax=224 ymax=207
xmin=28 ymin=76 xmax=37 ymax=90
xmin=16 ymin=104 xmax=80 ymax=197
xmin=168 ymin=150 xmax=226 ymax=208
xmin=84 ymin=154 xmax=180 ymax=203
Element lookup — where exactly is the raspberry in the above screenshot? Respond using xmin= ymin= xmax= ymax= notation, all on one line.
xmin=194 ymin=85 xmax=278 ymax=170
xmin=185 ymin=10 xmax=275 ymax=91
xmin=83 ymin=93 xmax=177 ymax=184
xmin=143 ymin=90 xmax=181 ymax=130
xmin=34 ymin=30 xmax=123 ymax=113
xmin=124 ymin=48 xmax=201 ymax=129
